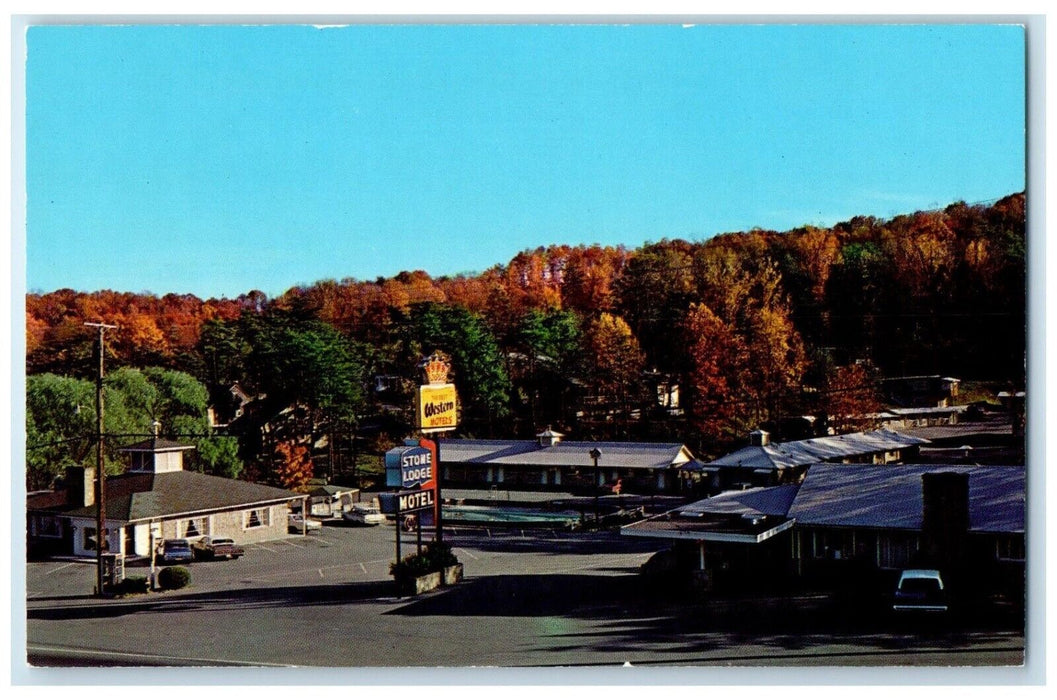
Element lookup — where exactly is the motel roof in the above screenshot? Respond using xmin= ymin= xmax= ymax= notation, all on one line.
xmin=27 ymin=470 xmax=301 ymax=524
xmin=789 ymin=464 xmax=1024 ymax=533
xmin=622 ymin=463 xmax=1024 ymax=543
xmin=678 ymin=484 xmax=801 ymax=519
xmin=441 ymin=439 xmax=693 ymax=471
xmin=705 ymin=429 xmax=930 ymax=471
xmin=119 ymin=438 xmax=196 ymax=453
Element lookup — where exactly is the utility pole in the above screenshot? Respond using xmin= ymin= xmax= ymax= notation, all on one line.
xmin=85 ymin=322 xmax=117 ymax=596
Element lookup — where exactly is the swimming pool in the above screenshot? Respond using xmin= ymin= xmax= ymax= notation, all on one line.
xmin=442 ymin=504 xmax=581 ymax=527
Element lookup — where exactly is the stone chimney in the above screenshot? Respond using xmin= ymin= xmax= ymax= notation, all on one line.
xmin=65 ymin=465 xmax=96 ymax=508
xmin=749 ymin=429 xmax=771 ymax=447
xmin=921 ymin=471 xmax=970 ymax=569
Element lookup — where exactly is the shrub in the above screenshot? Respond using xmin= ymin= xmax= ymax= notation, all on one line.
xmin=158 ymin=566 xmax=191 ymax=590
xmin=107 ymin=575 xmax=149 ymax=596
xmin=121 ymin=575 xmax=149 ymax=594
xmin=389 ymin=542 xmax=460 ymax=581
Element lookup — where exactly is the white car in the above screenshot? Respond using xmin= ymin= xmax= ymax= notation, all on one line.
xmin=288 ymin=513 xmax=323 ymax=533
xmin=343 ymin=503 xmax=387 ymax=526
xmin=892 ymin=569 xmax=948 ymax=612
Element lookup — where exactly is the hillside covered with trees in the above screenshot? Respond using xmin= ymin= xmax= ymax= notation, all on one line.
xmin=26 ymin=193 xmax=1026 ymax=490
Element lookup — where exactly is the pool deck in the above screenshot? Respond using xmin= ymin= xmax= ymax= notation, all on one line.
xmin=439 ymin=487 xmax=690 ymax=514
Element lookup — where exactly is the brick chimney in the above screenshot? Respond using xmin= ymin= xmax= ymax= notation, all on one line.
xmin=921 ymin=471 xmax=970 ymax=569
xmin=64 ymin=465 xmax=96 ymax=508
xmin=749 ymin=429 xmax=771 ymax=447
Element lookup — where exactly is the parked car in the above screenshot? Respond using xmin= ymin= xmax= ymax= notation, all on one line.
xmin=892 ymin=569 xmax=948 ymax=612
xmin=343 ymin=502 xmax=387 ymax=526
xmin=288 ymin=513 xmax=323 ymax=533
xmin=159 ymin=538 xmax=193 ymax=564
xmin=192 ymin=536 xmax=244 ymax=560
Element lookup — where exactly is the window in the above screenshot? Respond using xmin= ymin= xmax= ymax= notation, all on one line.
xmin=83 ymin=527 xmax=110 ymax=552
xmin=31 ymin=515 xmax=62 ymax=538
xmin=244 ymin=507 xmax=271 ymax=529
xmin=878 ymin=533 xmax=920 ymax=569
xmin=184 ymin=517 xmax=207 ymax=538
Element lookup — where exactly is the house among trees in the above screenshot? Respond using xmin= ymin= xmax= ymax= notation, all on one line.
xmin=440 ymin=429 xmax=697 ymax=494
xmin=27 ymin=435 xmax=304 ymax=560
xmin=880 ymin=375 xmax=961 ymax=408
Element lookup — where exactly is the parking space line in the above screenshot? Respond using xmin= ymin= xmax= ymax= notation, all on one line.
xmin=27 ymin=643 xmax=288 ymax=667
xmin=44 ymin=562 xmax=82 ymax=575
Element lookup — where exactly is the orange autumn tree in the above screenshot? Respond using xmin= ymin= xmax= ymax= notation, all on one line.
xmin=582 ymin=313 xmax=646 ymax=434
xmin=682 ymin=303 xmax=742 ymax=442
xmin=273 ymin=440 xmax=314 ymax=492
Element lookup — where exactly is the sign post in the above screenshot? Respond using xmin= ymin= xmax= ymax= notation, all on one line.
xmin=383 ymin=441 xmax=439 ymax=564
xmin=416 ymin=352 xmax=458 ymax=543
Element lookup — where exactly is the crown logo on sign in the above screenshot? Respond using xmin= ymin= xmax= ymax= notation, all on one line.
xmin=421 ymin=352 xmax=450 ymax=385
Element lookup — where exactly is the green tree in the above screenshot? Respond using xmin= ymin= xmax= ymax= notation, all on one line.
xmin=26 ymin=374 xmax=96 ymax=490
xmin=511 ymin=309 xmax=583 ymax=430
xmin=613 ymin=242 xmax=695 ymax=372
xmin=404 ymin=303 xmax=511 ymax=433
xmin=26 ymin=368 xmax=243 ymax=488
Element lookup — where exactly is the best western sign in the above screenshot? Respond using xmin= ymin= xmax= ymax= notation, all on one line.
xmin=416 ymin=383 xmax=458 ymax=432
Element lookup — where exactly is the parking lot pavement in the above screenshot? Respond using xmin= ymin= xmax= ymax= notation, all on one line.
xmin=24 ymin=525 xmax=1026 ymax=669
xmin=25 ymin=522 xmax=662 ymax=606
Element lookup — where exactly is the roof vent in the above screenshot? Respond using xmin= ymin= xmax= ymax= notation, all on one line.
xmin=537 ymin=426 xmax=564 ymax=447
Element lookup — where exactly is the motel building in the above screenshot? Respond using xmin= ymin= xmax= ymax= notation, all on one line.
xmin=27 ymin=436 xmax=305 ymax=560
xmin=621 ymin=463 xmax=1025 ymax=596
xmin=438 ymin=428 xmax=699 ymax=495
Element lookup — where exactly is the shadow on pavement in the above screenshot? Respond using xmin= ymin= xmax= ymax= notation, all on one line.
xmin=384 ymin=573 xmax=1024 ymax=662
xmin=446 ymin=532 xmax=662 ymax=557
xmin=27 ymin=580 xmax=399 ymax=621
xmin=388 ymin=573 xmax=641 ymax=618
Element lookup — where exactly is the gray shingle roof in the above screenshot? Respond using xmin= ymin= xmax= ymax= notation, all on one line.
xmin=32 ymin=471 xmax=301 ymax=522
xmin=439 ymin=440 xmax=541 ymax=463
xmin=789 ymin=464 xmax=1024 ymax=533
xmin=633 ymin=463 xmax=1024 ymax=542
xmin=441 ymin=439 xmax=692 ymax=470
xmin=706 ymin=429 xmax=930 ymax=471
xmin=119 ymin=438 xmax=195 ymax=452
xmin=679 ymin=484 xmax=801 ymax=518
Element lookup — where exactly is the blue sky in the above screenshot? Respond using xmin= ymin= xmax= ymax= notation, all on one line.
xmin=24 ymin=23 xmax=1026 ymax=300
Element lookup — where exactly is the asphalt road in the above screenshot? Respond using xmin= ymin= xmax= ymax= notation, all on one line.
xmin=22 ymin=522 xmax=1026 ymax=676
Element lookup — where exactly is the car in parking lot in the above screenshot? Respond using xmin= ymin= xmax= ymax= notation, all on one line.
xmin=159 ymin=538 xmax=193 ymax=564
xmin=892 ymin=568 xmax=948 ymax=613
xmin=343 ymin=502 xmax=387 ymax=526
xmin=288 ymin=513 xmax=323 ymax=533
xmin=192 ymin=536 xmax=245 ymax=560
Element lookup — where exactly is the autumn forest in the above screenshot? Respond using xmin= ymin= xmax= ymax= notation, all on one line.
xmin=26 ymin=193 xmax=1027 ymax=492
